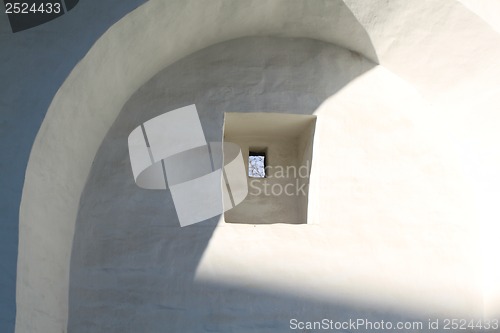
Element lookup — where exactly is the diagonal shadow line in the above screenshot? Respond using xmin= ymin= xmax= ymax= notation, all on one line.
xmin=68 ymin=35 xmax=377 ymax=332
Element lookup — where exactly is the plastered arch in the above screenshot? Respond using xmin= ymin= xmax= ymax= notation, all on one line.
xmin=17 ymin=0 xmax=500 ymax=331
xmin=17 ymin=1 xmax=378 ymax=331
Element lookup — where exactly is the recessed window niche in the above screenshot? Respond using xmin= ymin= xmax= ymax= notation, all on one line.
xmin=223 ymin=112 xmax=316 ymax=224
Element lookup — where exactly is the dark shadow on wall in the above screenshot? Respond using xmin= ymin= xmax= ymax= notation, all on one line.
xmin=0 ymin=1 xmax=147 ymax=332
xmin=71 ymin=278 xmax=448 ymax=333
xmin=68 ymin=37 xmax=377 ymax=332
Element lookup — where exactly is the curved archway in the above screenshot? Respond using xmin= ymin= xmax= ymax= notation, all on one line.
xmin=17 ymin=0 xmax=500 ymax=331
xmin=65 ymin=33 xmax=487 ymax=331
xmin=68 ymin=36 xmax=377 ymax=331
xmin=17 ymin=1 xmax=378 ymax=331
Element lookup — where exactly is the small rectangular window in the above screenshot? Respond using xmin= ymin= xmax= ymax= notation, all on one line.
xmin=248 ymin=151 xmax=266 ymax=178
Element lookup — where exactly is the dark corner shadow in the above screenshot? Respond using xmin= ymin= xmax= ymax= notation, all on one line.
xmin=68 ymin=36 xmax=376 ymax=332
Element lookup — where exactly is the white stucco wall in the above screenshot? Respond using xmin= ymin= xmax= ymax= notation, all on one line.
xmin=17 ymin=1 xmax=378 ymax=331
xmin=68 ymin=37 xmax=480 ymax=332
xmin=68 ymin=37 xmax=378 ymax=332
xmin=16 ymin=0 xmax=500 ymax=332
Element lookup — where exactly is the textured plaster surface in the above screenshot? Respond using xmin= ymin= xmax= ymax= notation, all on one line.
xmin=16 ymin=1 xmax=378 ymax=329
xmin=4 ymin=0 xmax=500 ymax=332
xmin=69 ymin=37 xmax=376 ymax=332
xmin=0 ymin=1 xmax=147 ymax=332
xmin=70 ymin=37 xmax=480 ymax=332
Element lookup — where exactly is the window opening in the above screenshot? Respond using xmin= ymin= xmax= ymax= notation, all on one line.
xmin=248 ymin=151 xmax=266 ymax=178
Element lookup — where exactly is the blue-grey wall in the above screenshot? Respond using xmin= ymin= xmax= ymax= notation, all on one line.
xmin=0 ymin=1 xmax=146 ymax=331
